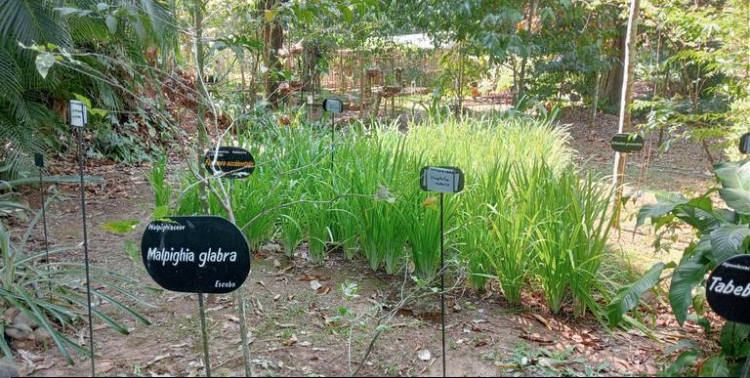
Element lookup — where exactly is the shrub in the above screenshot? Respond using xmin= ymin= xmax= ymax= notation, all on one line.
xmin=160 ymin=115 xmax=612 ymax=320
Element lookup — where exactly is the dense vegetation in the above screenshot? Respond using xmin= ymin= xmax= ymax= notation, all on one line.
xmin=160 ymin=117 xmax=613 ymax=319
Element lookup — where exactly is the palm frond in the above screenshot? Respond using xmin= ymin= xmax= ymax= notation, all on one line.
xmin=0 ymin=0 xmax=70 ymax=47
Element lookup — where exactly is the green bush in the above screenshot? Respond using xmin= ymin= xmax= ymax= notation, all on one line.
xmin=161 ymin=115 xmax=612 ymax=320
xmin=617 ymin=160 xmax=750 ymax=375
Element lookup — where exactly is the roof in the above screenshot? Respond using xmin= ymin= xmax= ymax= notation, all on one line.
xmin=389 ymin=33 xmax=454 ymax=50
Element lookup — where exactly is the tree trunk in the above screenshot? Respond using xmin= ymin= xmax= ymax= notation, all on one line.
xmin=517 ymin=0 xmax=537 ymax=103
xmin=456 ymin=51 xmax=465 ymax=118
xmin=263 ymin=0 xmax=284 ymax=108
xmin=194 ymin=0 xmax=206 ymax=146
xmin=612 ymin=0 xmax=641 ymax=228
xmin=602 ymin=32 xmax=626 ymax=105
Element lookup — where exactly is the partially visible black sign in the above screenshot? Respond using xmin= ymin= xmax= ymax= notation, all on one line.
xmin=420 ymin=167 xmax=465 ymax=194
xmin=204 ymin=146 xmax=255 ymax=179
xmin=323 ymin=98 xmax=344 ymax=114
xmin=611 ymin=134 xmax=645 ymax=153
xmin=740 ymin=133 xmax=750 ymax=154
xmin=34 ymin=154 xmax=44 ymax=169
xmin=141 ymin=216 xmax=251 ymax=294
xmin=707 ymin=255 xmax=750 ymax=325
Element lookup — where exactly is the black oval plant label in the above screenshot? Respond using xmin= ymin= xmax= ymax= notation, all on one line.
xmin=707 ymin=255 xmax=750 ymax=325
xmin=611 ymin=133 xmax=645 ymax=153
xmin=740 ymin=133 xmax=750 ymax=155
xmin=141 ymin=216 xmax=251 ymax=294
xmin=204 ymin=146 xmax=255 ymax=179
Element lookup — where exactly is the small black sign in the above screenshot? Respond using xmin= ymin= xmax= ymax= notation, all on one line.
xmin=34 ymin=153 xmax=44 ymax=169
xmin=141 ymin=216 xmax=251 ymax=294
xmin=204 ymin=146 xmax=255 ymax=179
xmin=323 ymin=99 xmax=344 ymax=114
xmin=611 ymin=133 xmax=645 ymax=153
xmin=707 ymin=255 xmax=750 ymax=325
xmin=740 ymin=133 xmax=750 ymax=154
xmin=420 ymin=167 xmax=465 ymax=194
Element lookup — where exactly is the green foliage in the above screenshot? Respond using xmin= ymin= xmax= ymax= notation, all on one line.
xmin=148 ymin=155 xmax=171 ymax=209
xmin=0 ymin=213 xmax=152 ymax=365
xmin=633 ymin=160 xmax=750 ymax=374
xmin=636 ymin=0 xmax=749 ymax=157
xmin=0 ymin=0 xmax=177 ymax=180
xmin=608 ymin=262 xmax=669 ymax=328
xmin=159 ymin=116 xmax=613 ymax=323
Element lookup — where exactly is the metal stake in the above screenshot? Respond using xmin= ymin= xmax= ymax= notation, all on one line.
xmin=76 ymin=129 xmax=96 ymax=377
xmin=231 ymin=183 xmax=253 ymax=378
xmin=331 ymin=112 xmax=335 ymax=172
xmin=440 ymin=192 xmax=446 ymax=378
xmin=38 ymin=163 xmax=51 ymax=291
xmin=198 ymin=293 xmax=212 ymax=378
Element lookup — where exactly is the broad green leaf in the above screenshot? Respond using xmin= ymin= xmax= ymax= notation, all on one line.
xmin=35 ymin=53 xmax=56 ymax=79
xmin=608 ymin=263 xmax=665 ymax=328
xmin=73 ymin=93 xmax=92 ymax=108
xmin=720 ymin=322 xmax=750 ymax=358
xmin=669 ymin=249 xmax=708 ymax=326
xmin=709 ymin=224 xmax=750 ymax=264
xmin=715 ymin=161 xmax=750 ymax=191
xmin=665 ymin=350 xmax=700 ymax=376
xmin=102 ymin=220 xmax=140 ymax=234
xmin=719 ymin=188 xmax=750 ymax=215
xmin=699 ymin=356 xmax=730 ymax=377
xmin=106 ymin=15 xmax=118 ymax=34
xmin=636 ymin=191 xmax=688 ymax=228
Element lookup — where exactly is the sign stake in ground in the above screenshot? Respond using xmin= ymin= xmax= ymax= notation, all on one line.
xmin=70 ymin=99 xmax=96 ymax=377
xmin=141 ymin=215 xmax=252 ymax=378
xmin=205 ymin=146 xmax=255 ymax=376
xmin=34 ymin=154 xmax=51 ymax=291
xmin=420 ymin=166 xmax=465 ymax=378
xmin=198 ymin=293 xmax=212 ymax=377
xmin=323 ymin=99 xmax=344 ymax=172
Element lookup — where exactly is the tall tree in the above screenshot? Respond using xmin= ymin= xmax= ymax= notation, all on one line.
xmin=612 ymin=0 xmax=641 ymax=226
xmin=263 ymin=0 xmax=285 ymax=108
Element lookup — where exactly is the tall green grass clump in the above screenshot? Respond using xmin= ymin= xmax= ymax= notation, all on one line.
xmin=154 ymin=114 xmax=612 ymax=320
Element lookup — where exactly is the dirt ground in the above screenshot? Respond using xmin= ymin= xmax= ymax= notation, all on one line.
xmin=11 ymin=111 xmax=719 ymax=377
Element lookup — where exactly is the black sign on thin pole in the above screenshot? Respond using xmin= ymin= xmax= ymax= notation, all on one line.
xmin=204 ymin=146 xmax=255 ymax=180
xmin=740 ymin=133 xmax=750 ymax=155
xmin=610 ymin=133 xmax=645 ymax=154
xmin=323 ymin=99 xmax=344 ymax=173
xmin=69 ymin=99 xmax=96 ymax=377
xmin=706 ymin=254 xmax=750 ymax=376
xmin=141 ymin=216 xmax=252 ymax=378
xmin=204 ymin=146 xmax=255 ymax=377
xmin=35 ymin=154 xmax=51 ymax=291
xmin=419 ymin=166 xmax=465 ymax=378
